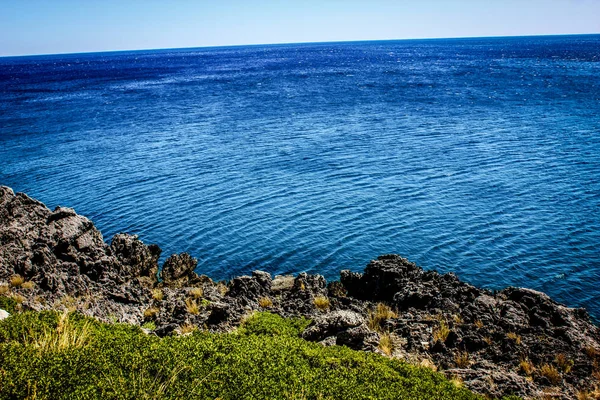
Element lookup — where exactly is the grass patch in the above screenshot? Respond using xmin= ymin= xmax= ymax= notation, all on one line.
xmin=10 ymin=275 xmax=24 ymax=287
xmin=258 ymin=296 xmax=273 ymax=308
xmin=185 ymin=298 xmax=200 ymax=315
xmin=367 ymin=303 xmax=397 ymax=333
xmin=519 ymin=358 xmax=535 ymax=376
xmin=151 ymin=288 xmax=164 ymax=301
xmin=0 ymin=310 xmax=483 ymax=400
xmin=506 ymin=332 xmax=521 ymax=345
xmin=143 ymin=307 xmax=160 ymax=319
xmin=378 ymin=332 xmax=394 ymax=356
xmin=433 ymin=319 xmax=450 ymax=343
xmin=189 ymin=287 xmax=204 ymax=299
xmin=0 ymin=296 xmax=19 ymax=314
xmin=540 ymin=363 xmax=561 ymax=385
xmin=313 ymin=296 xmax=330 ymax=311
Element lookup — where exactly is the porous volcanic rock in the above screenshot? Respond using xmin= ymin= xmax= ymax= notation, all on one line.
xmin=1 ymin=186 xmax=599 ymax=399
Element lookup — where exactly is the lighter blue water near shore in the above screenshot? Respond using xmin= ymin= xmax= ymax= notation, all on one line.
xmin=1 ymin=35 xmax=599 ymax=318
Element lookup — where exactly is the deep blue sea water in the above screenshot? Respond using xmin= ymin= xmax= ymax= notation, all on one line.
xmin=1 ymin=35 xmax=599 ymax=318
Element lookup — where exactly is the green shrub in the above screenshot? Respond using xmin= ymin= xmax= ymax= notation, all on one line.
xmin=238 ymin=311 xmax=311 ymax=337
xmin=0 ymin=310 xmax=484 ymax=399
xmin=0 ymin=295 xmax=18 ymax=314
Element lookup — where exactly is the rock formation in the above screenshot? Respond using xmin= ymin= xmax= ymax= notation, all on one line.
xmin=0 ymin=186 xmax=599 ymax=399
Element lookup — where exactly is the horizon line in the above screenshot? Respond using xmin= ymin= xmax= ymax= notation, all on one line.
xmin=2 ymin=32 xmax=599 ymax=59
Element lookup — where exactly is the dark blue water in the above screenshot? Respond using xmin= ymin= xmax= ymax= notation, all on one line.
xmin=1 ymin=35 xmax=599 ymax=318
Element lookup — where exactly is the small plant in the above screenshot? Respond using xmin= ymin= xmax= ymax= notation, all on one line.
xmin=368 ymin=303 xmax=398 ymax=332
xmin=151 ymin=288 xmax=164 ymax=301
xmin=185 ymin=298 xmax=200 ymax=315
xmin=21 ymin=281 xmax=35 ymax=290
xmin=450 ymin=375 xmax=464 ymax=388
xmin=584 ymin=346 xmax=598 ymax=358
xmin=143 ymin=307 xmax=160 ymax=319
xmin=313 ymin=296 xmax=330 ymax=311
xmin=554 ymin=353 xmax=574 ymax=373
xmin=474 ymin=320 xmax=484 ymax=329
xmin=507 ymin=332 xmax=521 ymax=345
xmin=328 ymin=281 xmax=347 ymax=297
xmin=190 ymin=287 xmax=204 ymax=299
xmin=419 ymin=358 xmax=437 ymax=372
xmin=258 ymin=296 xmax=273 ymax=308
xmin=179 ymin=323 xmax=197 ymax=334
xmin=141 ymin=321 xmax=156 ymax=330
xmin=32 ymin=311 xmax=92 ymax=352
xmin=378 ymin=332 xmax=394 ymax=356
xmin=11 ymin=293 xmax=26 ymax=304
xmin=10 ymin=275 xmax=24 ymax=287
xmin=483 ymin=336 xmax=493 ymax=345
xmin=519 ymin=358 xmax=535 ymax=376
xmin=452 ymin=314 xmax=464 ymax=324
xmin=540 ymin=364 xmax=561 ymax=385
xmin=0 ymin=283 xmax=9 ymax=295
xmin=216 ymin=282 xmax=228 ymax=296
xmin=57 ymin=295 xmax=78 ymax=312
xmin=433 ymin=319 xmax=450 ymax=343
xmin=454 ymin=351 xmax=470 ymax=368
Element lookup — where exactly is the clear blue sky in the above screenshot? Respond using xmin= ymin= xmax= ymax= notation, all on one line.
xmin=1 ymin=0 xmax=599 ymax=56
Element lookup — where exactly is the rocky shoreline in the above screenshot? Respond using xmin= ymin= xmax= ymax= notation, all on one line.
xmin=1 ymin=186 xmax=599 ymax=399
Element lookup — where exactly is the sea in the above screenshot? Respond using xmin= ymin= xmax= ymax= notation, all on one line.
xmin=1 ymin=35 xmax=599 ymax=319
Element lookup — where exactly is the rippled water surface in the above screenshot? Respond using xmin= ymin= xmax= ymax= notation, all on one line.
xmin=1 ymin=35 xmax=599 ymax=318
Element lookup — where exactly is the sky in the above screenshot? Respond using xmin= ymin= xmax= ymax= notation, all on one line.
xmin=1 ymin=0 xmax=599 ymax=56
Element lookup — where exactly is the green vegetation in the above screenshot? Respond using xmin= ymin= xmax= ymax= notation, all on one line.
xmin=0 ymin=308 xmax=486 ymax=399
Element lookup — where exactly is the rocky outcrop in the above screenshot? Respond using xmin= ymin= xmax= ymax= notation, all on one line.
xmin=1 ymin=186 xmax=599 ymax=399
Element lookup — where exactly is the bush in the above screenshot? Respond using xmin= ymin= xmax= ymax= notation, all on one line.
xmin=0 ymin=296 xmax=18 ymax=314
xmin=0 ymin=311 xmax=484 ymax=399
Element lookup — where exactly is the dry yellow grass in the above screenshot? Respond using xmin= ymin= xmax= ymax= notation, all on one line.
xmin=577 ymin=389 xmax=600 ymax=400
xmin=151 ymin=288 xmax=164 ymax=301
xmin=474 ymin=320 xmax=484 ymax=329
xmin=584 ymin=345 xmax=598 ymax=358
xmin=452 ymin=314 xmax=464 ymax=324
xmin=258 ymin=296 xmax=273 ymax=308
xmin=57 ymin=295 xmax=78 ymax=312
xmin=185 ymin=298 xmax=200 ymax=315
xmin=190 ymin=287 xmax=204 ymax=299
xmin=454 ymin=351 xmax=470 ymax=368
xmin=450 ymin=375 xmax=464 ymax=388
xmin=32 ymin=311 xmax=92 ymax=352
xmin=555 ymin=353 xmax=574 ymax=373
xmin=432 ymin=319 xmax=450 ymax=343
xmin=483 ymin=336 xmax=493 ymax=345
xmin=519 ymin=358 xmax=535 ymax=376
xmin=419 ymin=358 xmax=438 ymax=372
xmin=0 ymin=283 xmax=9 ymax=295
xmin=540 ymin=364 xmax=561 ymax=385
xmin=10 ymin=274 xmax=24 ymax=287
xmin=367 ymin=303 xmax=397 ymax=332
xmin=378 ymin=332 xmax=394 ymax=356
xmin=179 ymin=323 xmax=197 ymax=335
xmin=11 ymin=293 xmax=26 ymax=304
xmin=507 ymin=332 xmax=521 ymax=345
xmin=313 ymin=296 xmax=330 ymax=311
xmin=21 ymin=281 xmax=36 ymax=290
xmin=216 ymin=282 xmax=228 ymax=296
xmin=143 ymin=307 xmax=160 ymax=319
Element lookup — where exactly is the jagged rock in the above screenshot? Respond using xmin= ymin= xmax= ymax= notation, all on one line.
xmin=161 ymin=253 xmax=198 ymax=285
xmin=252 ymin=270 xmax=272 ymax=290
xmin=272 ymin=275 xmax=294 ymax=291
xmin=302 ymin=310 xmax=365 ymax=341
xmin=227 ymin=275 xmax=266 ymax=301
xmin=110 ymin=233 xmax=161 ymax=280
xmin=1 ymin=186 xmax=599 ymax=400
